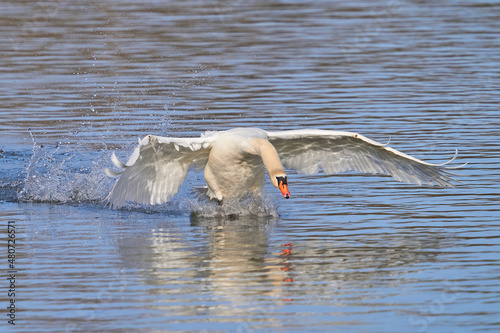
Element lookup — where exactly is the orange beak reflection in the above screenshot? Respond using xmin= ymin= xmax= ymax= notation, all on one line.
xmin=278 ymin=180 xmax=291 ymax=199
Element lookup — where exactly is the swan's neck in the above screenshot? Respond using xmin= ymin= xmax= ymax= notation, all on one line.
xmin=254 ymin=139 xmax=286 ymax=186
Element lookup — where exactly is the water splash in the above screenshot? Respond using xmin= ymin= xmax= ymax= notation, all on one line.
xmin=18 ymin=142 xmax=112 ymax=204
xmin=188 ymin=195 xmax=280 ymax=218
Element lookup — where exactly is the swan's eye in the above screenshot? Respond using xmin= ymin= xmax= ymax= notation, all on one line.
xmin=276 ymin=176 xmax=287 ymax=185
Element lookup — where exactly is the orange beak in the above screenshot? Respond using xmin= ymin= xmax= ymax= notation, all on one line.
xmin=279 ymin=181 xmax=291 ymax=199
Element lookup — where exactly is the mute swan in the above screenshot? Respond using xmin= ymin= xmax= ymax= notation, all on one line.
xmin=105 ymin=127 xmax=460 ymax=208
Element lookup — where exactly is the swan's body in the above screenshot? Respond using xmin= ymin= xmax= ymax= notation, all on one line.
xmin=106 ymin=127 xmax=460 ymax=208
xmin=202 ymin=129 xmax=288 ymax=201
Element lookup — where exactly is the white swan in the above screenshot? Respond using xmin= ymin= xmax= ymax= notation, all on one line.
xmin=105 ymin=127 xmax=460 ymax=208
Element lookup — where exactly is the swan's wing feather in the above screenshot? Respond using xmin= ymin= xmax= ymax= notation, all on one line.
xmin=267 ymin=129 xmax=458 ymax=187
xmin=106 ymin=134 xmax=215 ymax=208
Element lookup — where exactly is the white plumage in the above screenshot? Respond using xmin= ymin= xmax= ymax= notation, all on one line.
xmin=105 ymin=127 xmax=461 ymax=208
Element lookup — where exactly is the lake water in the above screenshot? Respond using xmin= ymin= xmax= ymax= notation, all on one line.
xmin=1 ymin=0 xmax=499 ymax=332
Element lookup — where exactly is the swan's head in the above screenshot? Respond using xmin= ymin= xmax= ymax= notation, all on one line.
xmin=276 ymin=176 xmax=291 ymax=199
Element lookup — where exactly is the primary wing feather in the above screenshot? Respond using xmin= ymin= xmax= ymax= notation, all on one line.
xmin=267 ymin=129 xmax=457 ymax=187
xmin=106 ymin=134 xmax=214 ymax=208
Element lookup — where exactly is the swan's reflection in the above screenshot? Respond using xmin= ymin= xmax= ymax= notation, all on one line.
xmin=190 ymin=215 xmax=288 ymax=298
xmin=116 ymin=212 xmax=451 ymax=318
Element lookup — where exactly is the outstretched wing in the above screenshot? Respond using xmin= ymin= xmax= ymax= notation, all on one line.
xmin=105 ymin=134 xmax=215 ymax=208
xmin=266 ymin=129 xmax=460 ymax=187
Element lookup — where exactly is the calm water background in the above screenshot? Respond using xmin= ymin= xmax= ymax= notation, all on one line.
xmin=1 ymin=0 xmax=499 ymax=332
